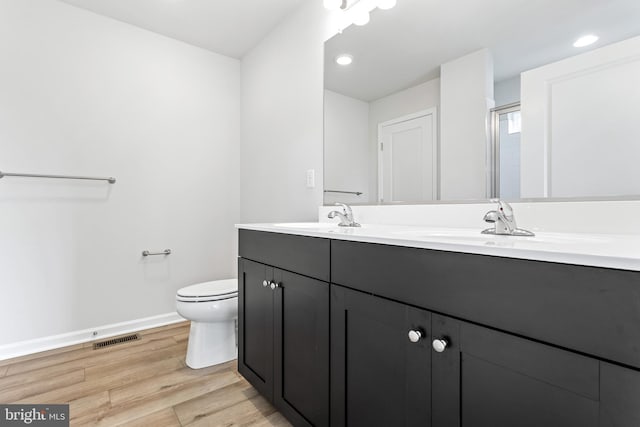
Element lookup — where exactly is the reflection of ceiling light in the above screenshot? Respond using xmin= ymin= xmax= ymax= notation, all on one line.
xmin=323 ymin=0 xmax=343 ymax=11
xmin=336 ymin=54 xmax=353 ymax=66
xmin=325 ymin=0 xmax=385 ymax=28
xmin=352 ymin=10 xmax=370 ymax=26
xmin=376 ymin=0 xmax=397 ymax=10
xmin=573 ymin=34 xmax=599 ymax=48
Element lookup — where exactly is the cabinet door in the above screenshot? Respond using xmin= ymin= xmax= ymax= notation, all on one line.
xmin=273 ymin=269 xmax=329 ymax=427
xmin=331 ymin=285 xmax=431 ymax=427
xmin=432 ymin=314 xmax=600 ymax=427
xmin=600 ymin=362 xmax=640 ymax=426
xmin=238 ymin=258 xmax=274 ymax=401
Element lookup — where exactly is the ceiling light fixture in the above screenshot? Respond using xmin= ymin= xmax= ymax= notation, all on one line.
xmin=376 ymin=0 xmax=397 ymax=10
xmin=324 ymin=0 xmax=393 ymax=28
xmin=336 ymin=54 xmax=353 ymax=65
xmin=573 ymin=34 xmax=599 ymax=48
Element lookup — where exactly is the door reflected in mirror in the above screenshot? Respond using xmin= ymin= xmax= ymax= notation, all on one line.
xmin=379 ymin=109 xmax=437 ymax=203
xmin=323 ymin=0 xmax=640 ymax=205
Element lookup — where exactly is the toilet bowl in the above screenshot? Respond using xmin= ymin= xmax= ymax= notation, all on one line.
xmin=176 ymin=279 xmax=238 ymax=369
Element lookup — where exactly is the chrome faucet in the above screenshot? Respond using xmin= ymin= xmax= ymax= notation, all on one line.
xmin=328 ymin=203 xmax=361 ymax=227
xmin=482 ymin=199 xmax=534 ymax=236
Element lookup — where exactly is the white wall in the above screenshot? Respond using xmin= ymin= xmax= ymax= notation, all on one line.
xmin=440 ymin=49 xmax=494 ymax=200
xmin=368 ymin=79 xmax=440 ymax=201
xmin=324 ymin=90 xmax=370 ymax=204
xmin=240 ymin=1 xmax=334 ymax=223
xmin=494 ymin=75 xmax=521 ymax=107
xmin=521 ymin=35 xmax=640 ymax=198
xmin=0 ymin=0 xmax=240 ymax=347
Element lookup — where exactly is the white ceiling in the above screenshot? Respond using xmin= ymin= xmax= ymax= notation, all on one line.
xmin=58 ymin=0 xmax=306 ymax=58
xmin=325 ymin=0 xmax=640 ymax=101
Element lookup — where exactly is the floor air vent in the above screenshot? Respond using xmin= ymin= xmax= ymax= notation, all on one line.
xmin=93 ymin=333 xmax=141 ymax=350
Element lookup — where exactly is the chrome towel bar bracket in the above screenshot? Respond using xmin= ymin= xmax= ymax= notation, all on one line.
xmin=142 ymin=249 xmax=172 ymax=257
xmin=0 ymin=170 xmax=116 ymax=184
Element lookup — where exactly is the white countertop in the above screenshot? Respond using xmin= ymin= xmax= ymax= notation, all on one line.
xmin=236 ymin=222 xmax=640 ymax=272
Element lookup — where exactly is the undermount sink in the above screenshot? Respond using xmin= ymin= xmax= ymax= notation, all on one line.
xmin=273 ymin=222 xmax=377 ymax=229
xmin=273 ymin=222 xmax=338 ymax=228
xmin=393 ymin=228 xmax=490 ymax=238
xmin=391 ymin=227 xmax=610 ymax=246
xmin=268 ymin=224 xmax=611 ymax=247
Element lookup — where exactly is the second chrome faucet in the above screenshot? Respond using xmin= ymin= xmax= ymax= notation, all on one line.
xmin=482 ymin=199 xmax=535 ymax=236
xmin=328 ymin=203 xmax=361 ymax=227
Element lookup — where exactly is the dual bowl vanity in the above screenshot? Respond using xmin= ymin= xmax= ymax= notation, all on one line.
xmin=236 ymin=218 xmax=640 ymax=427
xmin=248 ymin=0 xmax=640 ymax=423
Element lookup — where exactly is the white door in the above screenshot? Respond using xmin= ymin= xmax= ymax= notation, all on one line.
xmin=378 ymin=109 xmax=437 ymax=203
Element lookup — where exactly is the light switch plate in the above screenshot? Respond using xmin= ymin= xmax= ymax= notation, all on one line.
xmin=306 ymin=169 xmax=315 ymax=188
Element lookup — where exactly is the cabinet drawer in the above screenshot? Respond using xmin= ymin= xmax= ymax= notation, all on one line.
xmin=331 ymin=239 xmax=640 ymax=368
xmin=239 ymin=229 xmax=330 ymax=281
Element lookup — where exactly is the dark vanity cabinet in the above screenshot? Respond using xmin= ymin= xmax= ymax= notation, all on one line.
xmin=600 ymin=362 xmax=640 ymax=426
xmin=330 ymin=287 xmax=602 ymax=427
xmin=238 ymin=258 xmax=274 ymax=401
xmin=239 ymin=229 xmax=640 ymax=427
xmin=331 ymin=291 xmax=640 ymax=427
xmin=431 ymin=314 xmax=600 ymax=427
xmin=330 ymin=286 xmax=432 ymax=427
xmin=238 ymin=230 xmax=330 ymax=427
xmin=331 ymin=238 xmax=640 ymax=427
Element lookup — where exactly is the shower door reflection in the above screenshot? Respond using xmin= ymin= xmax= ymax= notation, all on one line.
xmin=491 ymin=103 xmax=521 ymax=200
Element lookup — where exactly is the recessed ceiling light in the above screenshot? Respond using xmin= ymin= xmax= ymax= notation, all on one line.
xmin=377 ymin=0 xmax=397 ymax=10
xmin=336 ymin=54 xmax=353 ymax=66
xmin=573 ymin=34 xmax=599 ymax=48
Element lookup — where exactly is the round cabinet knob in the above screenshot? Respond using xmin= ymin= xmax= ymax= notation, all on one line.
xmin=270 ymin=282 xmax=280 ymax=290
xmin=262 ymin=280 xmax=269 ymax=288
xmin=432 ymin=338 xmax=449 ymax=353
xmin=408 ymin=330 xmax=422 ymax=343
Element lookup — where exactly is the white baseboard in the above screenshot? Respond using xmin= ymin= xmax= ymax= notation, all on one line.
xmin=0 ymin=312 xmax=185 ymax=361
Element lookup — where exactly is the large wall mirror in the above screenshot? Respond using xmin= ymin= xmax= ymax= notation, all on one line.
xmin=323 ymin=0 xmax=640 ymax=205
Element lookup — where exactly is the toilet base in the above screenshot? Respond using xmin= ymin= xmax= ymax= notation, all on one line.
xmin=185 ymin=319 xmax=237 ymax=369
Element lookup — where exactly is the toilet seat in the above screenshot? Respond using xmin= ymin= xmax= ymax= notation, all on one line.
xmin=177 ymin=279 xmax=238 ymax=303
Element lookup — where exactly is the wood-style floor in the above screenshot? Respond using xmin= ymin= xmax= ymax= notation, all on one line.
xmin=0 ymin=322 xmax=292 ymax=427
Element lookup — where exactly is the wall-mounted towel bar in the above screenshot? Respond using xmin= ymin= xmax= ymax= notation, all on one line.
xmin=142 ymin=249 xmax=172 ymax=257
xmin=0 ymin=171 xmax=116 ymax=184
xmin=324 ymin=189 xmax=363 ymax=196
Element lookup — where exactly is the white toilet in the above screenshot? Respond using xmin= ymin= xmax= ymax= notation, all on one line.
xmin=175 ymin=279 xmax=238 ymax=369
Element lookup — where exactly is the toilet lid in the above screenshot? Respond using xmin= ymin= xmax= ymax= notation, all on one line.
xmin=177 ymin=279 xmax=238 ymax=302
